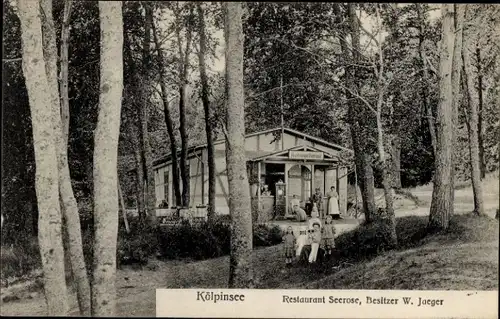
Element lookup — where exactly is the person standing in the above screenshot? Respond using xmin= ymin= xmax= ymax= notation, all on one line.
xmin=311 ymin=188 xmax=324 ymax=219
xmin=308 ymin=223 xmax=322 ymax=263
xmin=327 ymin=186 xmax=340 ymax=218
xmin=283 ymin=226 xmax=296 ymax=266
xmin=321 ymin=215 xmax=336 ymax=256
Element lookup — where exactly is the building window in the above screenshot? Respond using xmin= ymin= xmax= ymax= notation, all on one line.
xmin=155 ymin=168 xmax=169 ymax=208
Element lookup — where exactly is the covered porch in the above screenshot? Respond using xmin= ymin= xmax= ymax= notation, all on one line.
xmin=247 ymin=145 xmax=352 ymax=223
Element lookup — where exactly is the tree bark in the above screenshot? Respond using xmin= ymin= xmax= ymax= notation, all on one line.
xmin=40 ymin=0 xmax=91 ymax=315
xmin=462 ymin=9 xmax=484 ymax=216
xmin=224 ymin=2 xmax=254 ymax=288
xmin=176 ymin=4 xmax=194 ymax=208
xmin=18 ymin=0 xmax=69 ymax=315
xmin=140 ymin=2 xmax=155 ymax=216
xmin=416 ymin=4 xmax=438 ymax=157
xmin=196 ymin=3 xmax=216 ymax=224
xmin=92 ymin=2 xmax=123 ymax=316
xmin=429 ymin=4 xmax=457 ymax=230
xmin=376 ymin=99 xmax=398 ymax=246
xmin=59 ymin=0 xmax=72 ymax=147
xmin=449 ymin=4 xmax=464 ymax=212
xmin=475 ymin=45 xmax=486 ymax=179
xmin=390 ymin=135 xmax=402 ymax=189
xmin=346 ymin=3 xmax=376 ymax=223
xmin=132 ymin=123 xmax=146 ymax=217
xmin=118 ymin=179 xmax=130 ymax=234
xmin=152 ymin=20 xmax=182 ymax=207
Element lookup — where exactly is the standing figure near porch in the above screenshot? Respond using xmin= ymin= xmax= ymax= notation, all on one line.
xmin=327 ymin=186 xmax=340 ymax=218
xmin=321 ymin=215 xmax=336 ymax=256
xmin=308 ymin=223 xmax=322 ymax=263
xmin=283 ymin=226 xmax=296 ymax=266
xmin=311 ymin=188 xmax=323 ymax=218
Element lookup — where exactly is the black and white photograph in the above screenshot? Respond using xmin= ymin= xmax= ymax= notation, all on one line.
xmin=1 ymin=1 xmax=499 ymax=317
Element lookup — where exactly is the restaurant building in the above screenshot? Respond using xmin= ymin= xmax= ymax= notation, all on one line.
xmin=152 ymin=127 xmax=353 ymax=222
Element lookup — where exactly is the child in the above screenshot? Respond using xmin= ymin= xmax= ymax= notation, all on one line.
xmin=308 ymin=223 xmax=322 ymax=263
xmin=321 ymin=215 xmax=336 ymax=256
xmin=283 ymin=226 xmax=296 ymax=266
xmin=296 ymin=225 xmax=308 ymax=257
xmin=308 ymin=204 xmax=322 ymax=230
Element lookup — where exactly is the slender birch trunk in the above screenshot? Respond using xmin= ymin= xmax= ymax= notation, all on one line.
xmin=224 ymin=2 xmax=254 ymax=288
xmin=40 ymin=0 xmax=91 ymax=315
xmin=175 ymin=4 xmax=194 ymax=208
xmin=347 ymin=3 xmax=376 ymax=223
xmin=152 ymin=20 xmax=182 ymax=207
xmin=416 ymin=4 xmax=438 ymax=157
xmin=59 ymin=0 xmax=72 ymax=146
xmin=449 ymin=4 xmax=464 ymax=210
xmin=141 ymin=3 xmax=155 ymax=216
xmin=118 ymin=179 xmax=130 ymax=234
xmin=462 ymin=6 xmax=484 ymax=216
xmin=196 ymin=3 xmax=216 ymax=224
xmin=92 ymin=2 xmax=123 ymax=315
xmin=18 ymin=0 xmax=69 ymax=315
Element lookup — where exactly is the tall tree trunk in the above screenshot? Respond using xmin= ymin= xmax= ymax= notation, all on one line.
xmin=196 ymin=3 xmax=216 ymax=224
xmin=224 ymin=2 xmax=254 ymax=288
xmin=346 ymin=3 xmax=376 ymax=223
xmin=40 ymin=0 xmax=91 ymax=315
xmin=416 ymin=4 xmax=438 ymax=157
xmin=449 ymin=4 xmax=464 ymax=213
xmin=92 ymin=2 xmax=123 ymax=316
xmin=59 ymin=0 xmax=72 ymax=147
xmin=132 ymin=123 xmax=146 ymax=217
xmin=429 ymin=4 xmax=457 ymax=230
xmin=152 ymin=20 xmax=182 ymax=207
xmin=475 ymin=45 xmax=486 ymax=179
xmin=118 ymin=179 xmax=130 ymax=234
xmin=141 ymin=2 xmax=155 ymax=216
xmin=18 ymin=0 xmax=69 ymax=315
xmin=390 ymin=135 xmax=402 ymax=189
xmin=376 ymin=99 xmax=398 ymax=246
xmin=176 ymin=4 xmax=194 ymax=208
xmin=462 ymin=10 xmax=485 ymax=216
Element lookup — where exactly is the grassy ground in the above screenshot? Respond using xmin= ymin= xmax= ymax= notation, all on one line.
xmin=1 ymin=174 xmax=498 ymax=316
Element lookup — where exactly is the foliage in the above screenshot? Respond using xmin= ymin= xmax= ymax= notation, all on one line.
xmin=252 ymin=224 xmax=284 ymax=247
xmin=156 ymin=221 xmax=282 ymax=261
xmin=117 ymin=218 xmax=158 ymax=267
xmin=335 ymin=216 xmax=429 ymax=259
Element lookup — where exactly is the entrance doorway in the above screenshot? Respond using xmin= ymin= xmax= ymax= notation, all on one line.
xmin=287 ymin=164 xmax=312 ymax=203
xmin=263 ymin=163 xmax=285 ymax=196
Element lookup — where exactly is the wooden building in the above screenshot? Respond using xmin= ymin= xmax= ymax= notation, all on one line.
xmin=152 ymin=127 xmax=353 ymax=221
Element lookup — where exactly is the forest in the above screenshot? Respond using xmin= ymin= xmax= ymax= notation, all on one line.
xmin=1 ymin=1 xmax=499 ymax=316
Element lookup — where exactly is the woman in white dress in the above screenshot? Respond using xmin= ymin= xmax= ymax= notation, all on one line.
xmin=327 ymin=186 xmax=340 ymax=217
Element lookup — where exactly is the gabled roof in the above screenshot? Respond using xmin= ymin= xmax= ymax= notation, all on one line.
xmin=152 ymin=127 xmax=352 ymax=168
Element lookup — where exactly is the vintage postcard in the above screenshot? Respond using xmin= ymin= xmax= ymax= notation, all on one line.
xmin=1 ymin=1 xmax=498 ymax=318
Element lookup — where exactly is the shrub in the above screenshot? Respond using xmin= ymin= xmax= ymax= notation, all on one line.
xmin=336 ymin=220 xmax=396 ymax=259
xmin=157 ymin=220 xmax=229 ymax=260
xmin=253 ymin=224 xmax=283 ymax=247
xmin=335 ymin=215 xmax=433 ymax=261
xmin=157 ymin=221 xmax=283 ymax=261
xmin=116 ymin=217 xmax=158 ymax=267
xmin=0 ymin=238 xmax=40 ymax=281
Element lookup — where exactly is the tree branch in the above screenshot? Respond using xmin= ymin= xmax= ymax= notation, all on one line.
xmin=2 ymin=58 xmax=22 ymax=63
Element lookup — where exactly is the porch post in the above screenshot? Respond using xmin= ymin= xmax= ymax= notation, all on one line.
xmin=284 ymin=163 xmax=289 ymax=216
xmin=257 ymin=161 xmax=261 ymax=210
